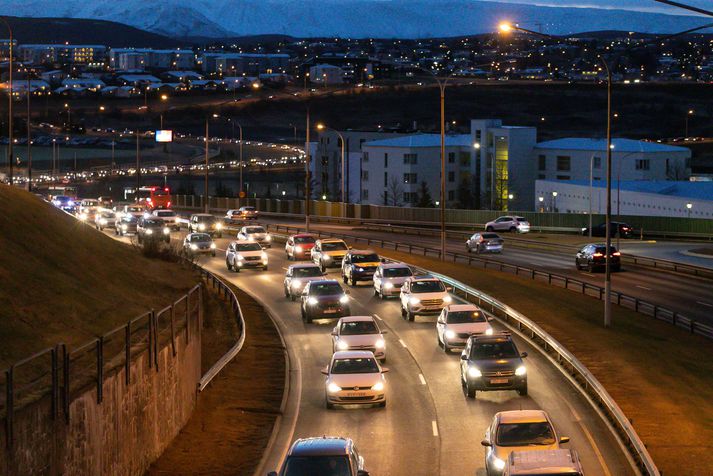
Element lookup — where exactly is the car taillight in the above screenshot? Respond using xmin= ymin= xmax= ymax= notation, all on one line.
xmin=612 ymin=252 xmax=621 ymax=256
xmin=167 ymin=201 xmax=171 ymax=207
xmin=592 ymin=253 xmax=603 ymax=257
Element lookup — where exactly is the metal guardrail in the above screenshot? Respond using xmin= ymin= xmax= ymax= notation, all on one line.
xmin=193 ymin=263 xmax=247 ymax=392
xmin=263 ymin=222 xmax=713 ymax=342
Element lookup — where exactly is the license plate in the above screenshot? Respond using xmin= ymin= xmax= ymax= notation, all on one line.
xmin=323 ymin=309 xmax=337 ymax=314
xmin=347 ymin=392 xmax=367 ymax=397
xmin=490 ymin=378 xmax=509 ymax=384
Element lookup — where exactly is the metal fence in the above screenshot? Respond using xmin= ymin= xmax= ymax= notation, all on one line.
xmin=0 ymin=283 xmax=202 ymax=449
xmin=264 ymin=222 xmax=713 ymax=341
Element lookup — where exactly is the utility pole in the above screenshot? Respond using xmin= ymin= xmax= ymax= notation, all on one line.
xmin=603 ymin=60 xmax=613 ymax=328
xmin=439 ymin=81 xmax=446 ymax=261
xmin=204 ymin=119 xmax=209 ymax=213
xmin=26 ymin=75 xmax=31 ymax=191
xmin=3 ymin=17 xmax=13 ymax=186
xmin=135 ymin=130 xmax=140 ymax=193
xmin=305 ymin=108 xmax=311 ymax=232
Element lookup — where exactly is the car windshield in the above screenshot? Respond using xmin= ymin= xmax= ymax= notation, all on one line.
xmin=128 ymin=206 xmax=143 ymax=212
xmin=322 ymin=242 xmax=348 ymax=251
xmin=246 ymin=227 xmax=265 ymax=233
xmin=482 ymin=233 xmax=500 ymax=239
xmin=383 ymin=267 xmax=412 ymax=278
xmin=143 ymin=219 xmax=163 ymax=227
xmin=197 ymin=216 xmax=216 ymax=223
xmin=190 ymin=234 xmax=211 ymax=242
xmin=156 ymin=211 xmax=176 ymax=217
xmin=331 ymin=357 xmax=379 ymax=374
xmin=101 ymin=212 xmax=115 ymax=218
xmin=470 ymin=340 xmax=519 ymax=359
xmin=236 ymin=243 xmax=262 ymax=251
xmin=124 ymin=216 xmax=138 ymax=223
xmin=341 ymin=320 xmax=378 ymax=335
xmin=352 ymin=253 xmax=379 ymax=263
xmin=447 ymin=310 xmax=486 ymax=324
xmin=411 ymin=280 xmax=445 ymax=293
xmin=294 ymin=236 xmax=316 ymax=244
xmin=283 ymin=455 xmax=351 ymax=476
xmin=241 ymin=207 xmax=255 ymax=212
xmin=293 ymin=267 xmax=323 ymax=278
xmin=516 ymin=217 xmax=528 ymax=223
xmin=310 ymin=283 xmax=343 ymax=296
xmin=496 ymin=422 xmax=556 ymax=447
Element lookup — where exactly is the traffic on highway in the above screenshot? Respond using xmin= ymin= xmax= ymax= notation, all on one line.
xmin=52 ymin=195 xmax=634 ymax=476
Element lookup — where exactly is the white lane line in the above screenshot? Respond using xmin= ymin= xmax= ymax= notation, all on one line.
xmin=580 ymin=272 xmax=595 ymax=277
xmin=399 ymin=339 xmax=407 ymax=348
xmin=431 ymin=420 xmax=439 ymax=437
xmin=373 ymin=314 xmax=383 ymax=321
xmin=562 ymin=397 xmax=612 ymax=476
xmin=636 ymin=285 xmax=652 ymax=291
xmin=418 ymin=374 xmax=426 ymax=386
xmin=697 ymin=301 xmax=713 ymax=308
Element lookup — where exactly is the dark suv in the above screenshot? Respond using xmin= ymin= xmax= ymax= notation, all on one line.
xmin=575 ymin=244 xmax=621 ymax=272
xmin=188 ymin=213 xmax=223 ymax=238
xmin=137 ymin=218 xmax=170 ymax=243
xmin=341 ymin=250 xmax=381 ymax=286
xmin=268 ymin=436 xmax=369 ymax=476
xmin=582 ymin=222 xmax=633 ymax=238
xmin=460 ymin=333 xmax=528 ymax=399
xmin=300 ymin=280 xmax=351 ymax=324
xmin=115 ymin=214 xmax=138 ymax=236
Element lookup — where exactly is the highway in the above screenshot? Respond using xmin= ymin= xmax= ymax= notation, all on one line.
xmin=256 ymin=217 xmax=713 ymax=327
xmin=104 ymin=225 xmax=632 ymax=475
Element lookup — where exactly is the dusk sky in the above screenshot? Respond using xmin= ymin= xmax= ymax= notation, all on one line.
xmin=487 ymin=0 xmax=709 ymax=15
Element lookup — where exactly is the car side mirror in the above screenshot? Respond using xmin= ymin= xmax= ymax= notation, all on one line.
xmin=320 ymin=367 xmax=329 ymax=375
xmin=460 ymin=354 xmax=468 ymax=360
xmin=521 ymin=352 xmax=528 ymax=358
xmin=481 ymin=439 xmax=491 ymax=447
xmin=322 ymin=272 xmax=328 ymax=276
xmin=380 ymin=258 xmax=386 ymax=263
xmin=381 ymin=367 xmax=390 ymax=373
xmin=559 ymin=436 xmax=570 ymax=444
xmin=331 ymin=330 xmax=337 ymax=336
xmin=381 ymin=330 xmax=388 ymax=335
xmin=348 ymin=246 xmax=353 ymax=250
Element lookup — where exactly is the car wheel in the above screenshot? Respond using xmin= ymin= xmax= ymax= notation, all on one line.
xmin=401 ymin=306 xmax=407 ymax=319
xmin=518 ymin=383 xmax=528 ymax=396
xmin=342 ymin=274 xmax=348 ymax=284
xmin=575 ymin=260 xmax=580 ymax=270
xmin=378 ymin=401 xmax=386 ymax=408
xmin=466 ymin=244 xmax=472 ymax=253
xmin=443 ymin=340 xmax=450 ymax=353
xmin=235 ymin=265 xmax=241 ymax=273
xmin=263 ymin=266 xmax=268 ymax=271
xmin=350 ymin=275 xmax=356 ymax=287
xmin=320 ymin=263 xmax=326 ymax=273
xmin=325 ymin=399 xmax=335 ymax=410
xmin=226 ymin=259 xmax=233 ymax=271
xmin=408 ymin=311 xmax=415 ymax=322
xmin=509 ymin=226 xmax=516 ymax=232
xmin=305 ymin=312 xmax=313 ymax=324
xmin=114 ymin=228 xmax=119 ymax=235
xmin=486 ymin=226 xmax=494 ymax=232
xmin=290 ymin=294 xmax=296 ymax=302
xmin=462 ymin=378 xmax=476 ymax=398
xmin=301 ymin=307 xmax=306 ymax=321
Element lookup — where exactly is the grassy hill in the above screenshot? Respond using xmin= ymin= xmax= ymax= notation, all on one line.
xmin=0 ymin=185 xmax=198 ymax=369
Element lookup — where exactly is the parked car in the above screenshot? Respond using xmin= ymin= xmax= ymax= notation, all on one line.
xmin=400 ymin=276 xmax=452 ymax=321
xmin=285 ymin=233 xmax=317 ymax=260
xmin=331 ymin=316 xmax=387 ymax=362
xmin=575 ymin=244 xmax=621 ymax=272
xmin=485 ymin=216 xmax=530 ymax=233
xmin=300 ymin=280 xmax=350 ymax=323
xmin=188 ymin=213 xmax=223 ymax=237
xmin=341 ymin=250 xmax=381 ymax=286
xmin=581 ymin=221 xmax=633 ymax=238
xmin=321 ymin=351 xmax=387 ymax=409
xmin=225 ymin=240 xmax=268 ymax=272
xmin=437 ymin=304 xmax=493 ymax=353
xmin=503 ymin=449 xmax=583 ymax=476
xmin=373 ymin=263 xmax=413 ymax=299
xmin=183 ymin=233 xmax=216 ymax=256
xmin=136 ymin=217 xmax=170 ymax=244
xmin=311 ymin=238 xmax=350 ymax=272
xmin=94 ymin=210 xmax=116 ymax=231
xmin=482 ymin=410 xmax=569 ymax=476
xmin=466 ymin=232 xmax=504 ymax=254
xmin=460 ymin=333 xmax=527 ymax=399
xmin=284 ymin=263 xmax=325 ymax=301
xmin=267 ymin=436 xmax=370 ymax=476
xmin=237 ymin=225 xmax=271 ymax=247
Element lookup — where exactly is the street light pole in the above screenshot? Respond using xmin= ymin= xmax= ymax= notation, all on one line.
xmin=603 ymin=58 xmax=613 ymax=328
xmin=26 ymin=75 xmax=31 ymax=192
xmin=135 ymin=130 xmax=141 ymax=193
xmin=317 ymin=125 xmax=347 ymax=218
xmin=439 ymin=80 xmax=446 ymax=261
xmin=589 ymin=154 xmax=594 ymax=238
xmin=204 ymin=119 xmax=209 ymax=213
xmin=305 ymin=108 xmax=311 ymax=232
xmin=685 ymin=109 xmax=694 ymax=138
xmin=237 ymin=122 xmax=244 ymax=197
xmin=1 ymin=17 xmax=13 ymax=186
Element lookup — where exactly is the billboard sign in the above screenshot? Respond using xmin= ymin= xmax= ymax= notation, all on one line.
xmin=155 ymin=130 xmax=173 ymax=143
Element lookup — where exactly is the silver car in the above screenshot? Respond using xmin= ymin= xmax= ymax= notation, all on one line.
xmin=331 ymin=316 xmax=387 ymax=362
xmin=237 ymin=225 xmax=272 ymax=248
xmin=436 ymin=304 xmax=493 ymax=353
xmin=504 ymin=449 xmax=583 ymax=476
xmin=284 ymin=263 xmax=325 ymax=301
xmin=466 ymin=232 xmax=504 ymax=254
xmin=485 ymin=216 xmax=530 ymax=234
xmin=373 ymin=263 xmax=413 ymax=299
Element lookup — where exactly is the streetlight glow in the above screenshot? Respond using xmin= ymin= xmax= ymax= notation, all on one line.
xmin=499 ymin=22 xmax=513 ymax=33
xmin=686 ymin=203 xmax=693 ymax=209
xmin=473 ymin=142 xmax=481 ymax=149
xmin=552 ymin=191 xmax=558 ymax=197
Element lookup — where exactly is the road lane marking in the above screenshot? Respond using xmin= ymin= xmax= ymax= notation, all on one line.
xmin=636 ymin=285 xmax=652 ymax=291
xmin=373 ymin=314 xmax=383 ymax=321
xmin=697 ymin=301 xmax=713 ymax=308
xmin=562 ymin=398 xmax=612 ymax=476
xmin=399 ymin=339 xmax=407 ymax=348
xmin=431 ymin=420 xmax=439 ymax=437
xmin=418 ymin=374 xmax=426 ymax=385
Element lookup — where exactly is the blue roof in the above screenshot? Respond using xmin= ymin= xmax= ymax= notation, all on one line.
xmin=546 ymin=180 xmax=713 ymax=201
xmin=364 ymin=133 xmax=472 ymax=148
xmin=535 ymin=138 xmax=689 ymax=154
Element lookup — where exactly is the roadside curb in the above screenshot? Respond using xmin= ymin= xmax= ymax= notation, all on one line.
xmin=680 ymin=249 xmax=713 ymax=260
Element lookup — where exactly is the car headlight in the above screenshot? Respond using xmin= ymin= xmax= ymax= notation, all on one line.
xmin=146 ymin=229 xmax=153 ymax=235
xmin=336 ymin=340 xmax=349 ymax=351
xmin=356 ymin=267 xmax=364 ymax=272
xmin=308 ymin=297 xmax=319 ymax=306
xmin=198 ymin=224 xmax=206 ymax=230
xmin=265 ymin=235 xmax=271 ymax=241
xmin=122 ymin=224 xmax=128 ymax=230
xmin=163 ymin=227 xmax=170 ymax=235
xmin=261 ymin=252 xmax=268 ymax=260
xmin=515 ymin=365 xmax=527 ymax=376
xmin=292 ymin=279 xmax=302 ymax=287
xmin=215 ymin=222 xmax=223 ymax=230
xmin=78 ymin=213 xmax=87 ymax=220
xmin=375 ymin=338 xmax=385 ymax=349
xmin=99 ymin=219 xmax=107 ymax=225
xmin=467 ymin=366 xmax=482 ymax=378
xmin=143 ymin=212 xmax=150 ymax=219
xmin=327 ymin=382 xmax=341 ymax=394
xmin=384 ymin=282 xmax=394 ymax=289
xmin=210 ymin=243 xmax=216 ymax=249
xmin=409 ymin=297 xmax=420 ymax=305
xmin=493 ymin=457 xmax=506 ymax=471
xmin=295 ymin=245 xmax=303 ymax=253
xmin=443 ymin=295 xmax=452 ymax=304
xmin=371 ymin=381 xmax=384 ymax=392
xmin=444 ymin=330 xmax=456 ymax=340
xmin=190 ymin=244 xmax=198 ymax=250
xmin=485 ymin=327 xmax=494 ymax=335
xmin=323 ymin=254 xmax=332 ymax=261
xmin=237 ymin=254 xmax=244 ymax=260
xmin=248 ymin=235 xmax=254 ymax=241
xmin=339 ymin=295 xmax=349 ymax=304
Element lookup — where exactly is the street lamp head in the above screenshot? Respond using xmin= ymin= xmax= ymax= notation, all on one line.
xmin=499 ymin=22 xmax=513 ymax=33
xmin=552 ymin=191 xmax=558 ymax=197
xmin=161 ymin=94 xmax=168 ymax=101
xmin=473 ymin=142 xmax=481 ymax=149
xmin=252 ymin=82 xmax=260 ymax=89
xmin=508 ymin=194 xmax=514 ymax=200
xmin=321 ymin=194 xmax=327 ymax=200
xmin=316 ymin=123 xmax=325 ymax=130
xmin=99 ymin=106 xmax=105 ymax=111
xmin=212 ymin=113 xmax=219 ymax=118
xmin=538 ymin=196 xmax=544 ymax=202
xmin=688 ymin=110 xmax=694 ymax=115
xmin=686 ymin=202 xmax=693 ymax=209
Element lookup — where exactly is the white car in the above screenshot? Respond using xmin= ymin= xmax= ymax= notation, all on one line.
xmin=400 ymin=276 xmax=452 ymax=322
xmin=482 ymin=410 xmax=570 ymax=476
xmin=322 ymin=351 xmax=388 ymax=409
xmin=283 ymin=263 xmax=325 ymax=301
xmin=485 ymin=216 xmax=530 ymax=234
xmin=436 ymin=304 xmax=493 ymax=353
xmin=152 ymin=209 xmax=181 ymax=230
xmin=237 ymin=225 xmax=272 ymax=248
xmin=331 ymin=316 xmax=387 ymax=362
xmin=373 ymin=263 xmax=413 ymax=299
xmin=225 ymin=240 xmax=268 ymax=272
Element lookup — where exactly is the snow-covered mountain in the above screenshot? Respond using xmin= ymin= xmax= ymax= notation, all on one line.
xmin=0 ymin=0 xmax=706 ymax=39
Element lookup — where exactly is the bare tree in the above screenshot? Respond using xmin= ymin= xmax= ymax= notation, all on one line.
xmin=381 ymin=176 xmax=404 ymax=207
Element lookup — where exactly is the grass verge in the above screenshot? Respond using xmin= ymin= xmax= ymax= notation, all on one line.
xmin=367 ymin=245 xmax=713 ymax=475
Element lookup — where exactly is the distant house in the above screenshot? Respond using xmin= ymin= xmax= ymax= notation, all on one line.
xmin=163 ymin=71 xmax=203 ymax=83
xmin=116 ymin=74 xmax=161 ymax=87
xmin=54 ymin=86 xmax=88 ymax=97
xmin=188 ymin=79 xmax=219 ymax=91
xmin=61 ymin=78 xmax=105 ymax=91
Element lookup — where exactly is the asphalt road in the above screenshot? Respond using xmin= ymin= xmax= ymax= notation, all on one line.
xmin=102 ymin=225 xmax=631 ymax=476
xmin=257 ymin=217 xmax=713 ymax=327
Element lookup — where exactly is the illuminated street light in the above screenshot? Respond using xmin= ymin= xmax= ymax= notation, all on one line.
xmin=473 ymin=142 xmax=481 ymax=149
xmin=316 ymin=123 xmax=347 ymax=218
xmin=161 ymin=94 xmax=168 ymax=101
xmin=686 ymin=202 xmax=693 ymax=218
xmin=499 ymin=22 xmax=513 ymax=33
